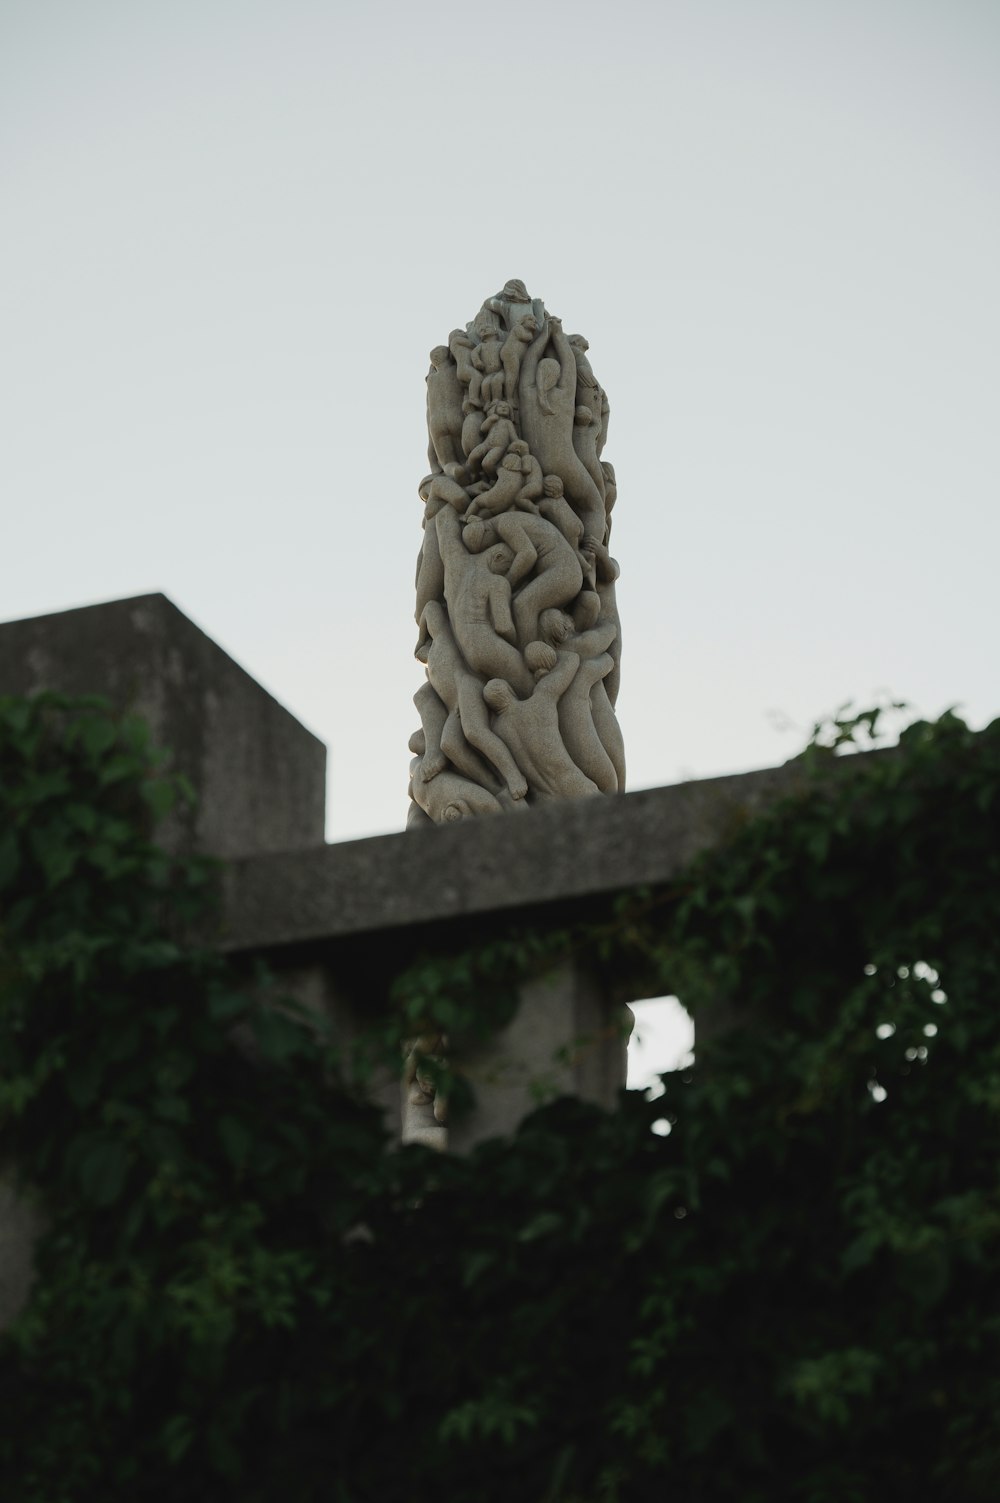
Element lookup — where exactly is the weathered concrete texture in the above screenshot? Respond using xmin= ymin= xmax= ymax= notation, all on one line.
xmin=0 ymin=1173 xmax=43 ymax=1333
xmin=0 ymin=593 xmax=326 ymax=858
xmin=448 ymin=961 xmax=631 ymax=1153
xmin=220 ymin=761 xmax=804 ymax=973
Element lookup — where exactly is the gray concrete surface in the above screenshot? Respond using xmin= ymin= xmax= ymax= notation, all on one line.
xmin=0 ymin=1174 xmax=43 ymax=1334
xmin=219 ymin=760 xmax=804 ymax=968
xmin=448 ymin=960 xmax=632 ymax=1153
xmin=0 ymin=592 xmax=326 ymax=858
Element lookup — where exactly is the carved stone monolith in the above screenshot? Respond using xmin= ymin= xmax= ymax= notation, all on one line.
xmin=408 ymin=281 xmax=623 ymax=826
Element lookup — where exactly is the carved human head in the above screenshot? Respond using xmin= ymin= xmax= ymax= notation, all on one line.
xmin=449 ymin=328 xmax=474 ymax=349
xmin=518 ymin=314 xmax=538 ymax=337
xmin=486 ymin=543 xmax=514 ymax=575
xmin=492 ymin=401 xmax=511 ymax=419
xmin=573 ymin=591 xmax=601 ymax=631
xmin=568 ymin=334 xmax=589 ymax=352
xmin=462 ymin=517 xmax=492 ymax=554
xmin=509 ymin=439 xmax=528 ymax=457
xmin=539 ymin=608 xmax=573 ymax=645
xmin=525 ymin=641 xmax=557 ymax=676
xmin=500 ymin=452 xmax=522 ymax=474
xmin=574 ymin=405 xmax=593 ymax=425
xmin=542 ymin=475 xmax=564 ymax=499
xmin=429 ymin=345 xmax=451 ymax=368
xmin=418 ymin=475 xmax=435 ymax=502
xmin=474 ymin=310 xmax=499 ymax=339
xmin=502 ymin=279 xmax=530 ymax=302
xmin=484 ymin=679 xmax=516 ymax=712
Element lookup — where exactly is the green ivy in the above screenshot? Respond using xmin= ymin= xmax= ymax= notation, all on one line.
xmin=0 ymin=693 xmax=998 ymax=1501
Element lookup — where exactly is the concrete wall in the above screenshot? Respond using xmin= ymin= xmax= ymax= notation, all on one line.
xmin=0 ymin=593 xmax=326 ymax=858
xmin=0 ymin=591 xmax=825 ymax=1329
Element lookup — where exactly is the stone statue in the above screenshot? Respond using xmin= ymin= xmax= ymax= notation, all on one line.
xmin=426 ymin=345 xmax=466 ymax=475
xmin=466 ymin=402 xmax=519 ymax=476
xmin=468 ymin=310 xmax=505 ymax=409
xmin=500 ymin=313 xmax=539 ymax=411
xmin=465 ymin=451 xmax=528 ymax=519
xmin=407 ymin=283 xmax=624 ymax=824
xmin=448 ymin=327 xmax=479 ymax=389
xmin=518 ymin=317 xmax=607 ymax=546
xmin=417 ymin=600 xmax=528 ymax=801
xmin=493 ymin=511 xmax=584 ymax=648
xmin=483 ymin=655 xmax=601 ymax=802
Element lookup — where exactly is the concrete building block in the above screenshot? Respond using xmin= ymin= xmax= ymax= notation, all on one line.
xmin=219 ymin=762 xmax=805 ymax=974
xmin=0 ymin=593 xmax=326 ymax=858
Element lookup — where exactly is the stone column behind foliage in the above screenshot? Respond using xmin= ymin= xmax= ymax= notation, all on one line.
xmin=407 ymin=280 xmax=623 ymax=827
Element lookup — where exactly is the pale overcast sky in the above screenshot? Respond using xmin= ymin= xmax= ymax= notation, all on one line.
xmin=4 ymin=0 xmax=998 ymax=859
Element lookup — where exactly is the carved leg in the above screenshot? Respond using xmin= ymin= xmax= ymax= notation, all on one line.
xmin=563 ymin=708 xmax=618 ymax=792
xmin=457 ymin=680 xmax=529 ymax=801
xmin=415 ymin=532 xmax=445 ymax=654
xmin=502 ymin=348 xmax=521 ymax=409
xmin=440 ymin=708 xmax=501 ymax=791
xmin=457 ymin=626 xmax=534 ymax=699
xmin=592 ymin=681 xmax=625 ymax=790
xmin=512 ymin=560 xmax=584 ymax=649
xmin=414 ymin=682 xmax=450 ymax=781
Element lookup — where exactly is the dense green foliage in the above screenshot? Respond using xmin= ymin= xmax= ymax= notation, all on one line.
xmin=1 ymin=693 xmax=997 ymax=1501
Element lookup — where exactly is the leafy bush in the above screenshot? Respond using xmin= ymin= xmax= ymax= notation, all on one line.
xmin=0 ymin=694 xmax=997 ymax=1501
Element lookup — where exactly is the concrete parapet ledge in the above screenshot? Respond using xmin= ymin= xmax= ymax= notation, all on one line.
xmin=220 ymin=762 xmax=807 ymax=960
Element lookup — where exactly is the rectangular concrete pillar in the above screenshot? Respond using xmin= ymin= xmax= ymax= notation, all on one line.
xmin=446 ymin=959 xmax=629 ymax=1153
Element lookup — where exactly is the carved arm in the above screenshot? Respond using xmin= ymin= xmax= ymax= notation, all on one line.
xmin=537 ymin=650 xmax=580 ymax=701
xmin=519 ymin=320 xmax=550 ymax=394
xmin=571 ymin=619 xmax=617 ymax=658
xmin=493 ymin=514 xmax=538 ymax=589
xmin=549 ymin=320 xmax=578 ymax=397
xmin=488 ymin=579 xmax=517 ymax=643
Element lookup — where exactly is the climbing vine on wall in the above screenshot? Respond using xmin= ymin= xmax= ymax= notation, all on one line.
xmin=0 ymin=692 xmax=998 ymax=1502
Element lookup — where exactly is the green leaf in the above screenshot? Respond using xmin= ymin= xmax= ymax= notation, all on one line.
xmin=29 ymin=830 xmax=77 ymax=886
xmin=161 ymin=1413 xmax=196 ymax=1464
xmin=0 ymin=829 xmax=19 ymax=891
xmin=77 ymin=1135 xmax=130 ymax=1207
xmin=207 ymin=989 xmax=252 ymax=1022
xmin=77 ymin=714 xmax=118 ymax=761
xmin=462 ymin=1249 xmax=497 ymax=1287
xmin=65 ymin=1052 xmax=104 ymax=1109
xmin=252 ymin=1007 xmax=306 ymax=1063
xmin=517 ymin=1211 xmax=564 ymax=1242
xmin=219 ymin=1115 xmax=252 ymax=1167
xmin=141 ymin=778 xmax=176 ymax=820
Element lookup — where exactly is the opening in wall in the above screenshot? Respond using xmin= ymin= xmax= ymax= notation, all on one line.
xmin=627 ymin=995 xmax=694 ymax=1097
